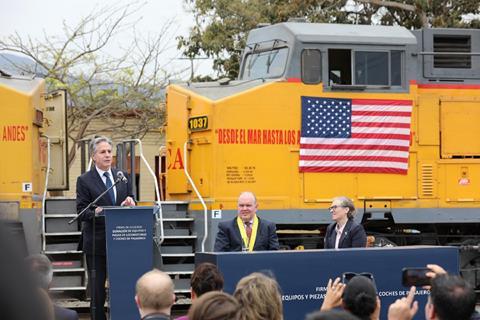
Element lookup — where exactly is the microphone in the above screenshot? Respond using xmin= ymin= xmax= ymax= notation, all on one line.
xmin=117 ymin=171 xmax=128 ymax=183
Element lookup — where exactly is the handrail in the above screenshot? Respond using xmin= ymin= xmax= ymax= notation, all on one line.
xmin=122 ymin=139 xmax=164 ymax=245
xmin=183 ymin=140 xmax=208 ymax=252
xmin=41 ymin=136 xmax=51 ymax=252
xmin=418 ymin=51 xmax=480 ymax=56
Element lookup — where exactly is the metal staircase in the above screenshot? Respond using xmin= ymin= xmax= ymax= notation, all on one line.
xmin=42 ymin=198 xmax=197 ymax=308
xmin=155 ymin=201 xmax=196 ymax=305
xmin=43 ymin=198 xmax=87 ymax=301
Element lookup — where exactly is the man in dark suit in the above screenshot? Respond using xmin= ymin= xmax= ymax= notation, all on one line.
xmin=214 ymin=191 xmax=279 ymax=252
xmin=76 ymin=136 xmax=135 ymax=320
xmin=324 ymin=196 xmax=366 ymax=249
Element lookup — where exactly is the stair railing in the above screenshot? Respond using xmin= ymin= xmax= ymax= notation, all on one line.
xmin=122 ymin=139 xmax=164 ymax=246
xmin=183 ymin=140 xmax=208 ymax=252
xmin=41 ymin=135 xmax=51 ymax=252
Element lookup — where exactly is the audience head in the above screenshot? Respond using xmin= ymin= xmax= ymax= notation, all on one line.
xmin=342 ymin=275 xmax=377 ymax=320
xmin=135 ymin=269 xmax=175 ymax=317
xmin=190 ymin=262 xmax=224 ymax=299
xmin=426 ymin=274 xmax=476 ymax=320
xmin=306 ymin=310 xmax=361 ymax=320
xmin=25 ymin=254 xmax=53 ymax=290
xmin=188 ymin=291 xmax=240 ymax=320
xmin=234 ymin=272 xmax=283 ymax=320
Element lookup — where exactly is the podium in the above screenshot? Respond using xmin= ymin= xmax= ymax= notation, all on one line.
xmin=104 ymin=207 xmax=154 ymax=320
xmin=196 ymin=246 xmax=459 ymax=320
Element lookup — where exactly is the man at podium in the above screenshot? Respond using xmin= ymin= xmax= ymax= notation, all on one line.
xmin=76 ymin=136 xmax=135 ymax=320
xmin=214 ymin=191 xmax=279 ymax=252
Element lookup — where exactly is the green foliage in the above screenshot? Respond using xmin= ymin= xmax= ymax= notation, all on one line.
xmin=179 ymin=0 xmax=480 ymax=79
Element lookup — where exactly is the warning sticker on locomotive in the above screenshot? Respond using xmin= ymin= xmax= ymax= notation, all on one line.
xmin=188 ymin=116 xmax=208 ymax=132
xmin=226 ymin=166 xmax=256 ymax=184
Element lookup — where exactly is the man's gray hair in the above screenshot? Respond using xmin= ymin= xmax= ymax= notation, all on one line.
xmin=89 ymin=136 xmax=113 ymax=155
xmin=25 ymin=254 xmax=53 ymax=290
xmin=333 ymin=196 xmax=356 ymax=219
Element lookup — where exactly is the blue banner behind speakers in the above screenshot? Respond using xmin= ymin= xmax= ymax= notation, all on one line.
xmin=196 ymin=246 xmax=458 ymax=320
xmin=105 ymin=207 xmax=154 ymax=320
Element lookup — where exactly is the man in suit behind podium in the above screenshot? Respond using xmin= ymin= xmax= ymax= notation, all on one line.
xmin=76 ymin=136 xmax=135 ymax=320
xmin=214 ymin=191 xmax=279 ymax=252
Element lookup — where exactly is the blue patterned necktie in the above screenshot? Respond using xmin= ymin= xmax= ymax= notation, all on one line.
xmin=103 ymin=171 xmax=116 ymax=205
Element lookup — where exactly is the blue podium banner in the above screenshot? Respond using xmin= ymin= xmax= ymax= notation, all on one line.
xmin=105 ymin=207 xmax=154 ymax=320
xmin=196 ymin=246 xmax=458 ymax=320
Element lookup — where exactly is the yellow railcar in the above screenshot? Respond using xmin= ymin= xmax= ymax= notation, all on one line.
xmin=165 ymin=23 xmax=480 ymax=284
xmin=0 ymin=73 xmax=67 ymax=254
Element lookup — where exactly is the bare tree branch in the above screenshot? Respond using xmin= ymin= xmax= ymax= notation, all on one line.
xmin=1 ymin=3 xmax=171 ymax=169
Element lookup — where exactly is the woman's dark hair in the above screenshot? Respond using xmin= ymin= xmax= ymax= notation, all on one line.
xmin=191 ymin=263 xmax=224 ymax=297
xmin=342 ymin=276 xmax=377 ymax=320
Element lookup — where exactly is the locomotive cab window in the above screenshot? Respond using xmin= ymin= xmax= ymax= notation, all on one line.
xmin=242 ymin=47 xmax=289 ymax=80
xmin=328 ymin=48 xmax=403 ymax=88
xmin=301 ymin=49 xmax=322 ymax=84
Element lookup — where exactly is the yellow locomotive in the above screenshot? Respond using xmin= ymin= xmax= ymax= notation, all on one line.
xmin=165 ymin=23 xmax=480 ymax=278
xmin=0 ymin=73 xmax=67 ymax=254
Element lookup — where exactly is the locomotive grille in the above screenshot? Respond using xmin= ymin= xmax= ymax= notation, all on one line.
xmin=433 ymin=35 xmax=471 ymax=69
xmin=421 ymin=164 xmax=435 ymax=198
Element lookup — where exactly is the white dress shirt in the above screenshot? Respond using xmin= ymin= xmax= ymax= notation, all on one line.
xmin=95 ymin=166 xmax=117 ymax=202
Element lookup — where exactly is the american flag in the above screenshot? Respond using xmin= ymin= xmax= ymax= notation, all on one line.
xmin=299 ymin=96 xmax=412 ymax=174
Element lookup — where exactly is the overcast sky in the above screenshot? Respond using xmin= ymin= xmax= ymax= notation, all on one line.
xmin=0 ymin=0 xmax=213 ymax=78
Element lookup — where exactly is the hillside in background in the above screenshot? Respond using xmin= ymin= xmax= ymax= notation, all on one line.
xmin=0 ymin=52 xmax=47 ymax=76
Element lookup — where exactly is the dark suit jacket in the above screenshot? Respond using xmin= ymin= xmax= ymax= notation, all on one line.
xmin=76 ymin=168 xmax=133 ymax=255
xmin=142 ymin=313 xmax=171 ymax=320
xmin=324 ymin=219 xmax=367 ymax=249
xmin=214 ymin=216 xmax=280 ymax=252
xmin=54 ymin=305 xmax=79 ymax=320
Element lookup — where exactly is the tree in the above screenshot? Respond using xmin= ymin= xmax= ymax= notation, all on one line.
xmin=178 ymin=0 xmax=480 ymax=79
xmin=0 ymin=4 xmax=179 ymax=167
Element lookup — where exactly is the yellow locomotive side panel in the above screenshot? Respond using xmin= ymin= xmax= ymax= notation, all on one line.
xmin=416 ymin=87 xmax=480 ymax=207
xmin=167 ymin=82 xmax=480 ymax=211
xmin=212 ymin=82 xmax=301 ymax=208
xmin=167 ymin=81 xmax=437 ymax=211
xmin=166 ymin=87 xmax=216 ymax=201
xmin=440 ymin=99 xmax=480 ymax=157
xmin=165 ymin=89 xmax=190 ymax=196
xmin=186 ymin=94 xmax=215 ymax=199
xmin=0 ymin=78 xmax=45 ymax=207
